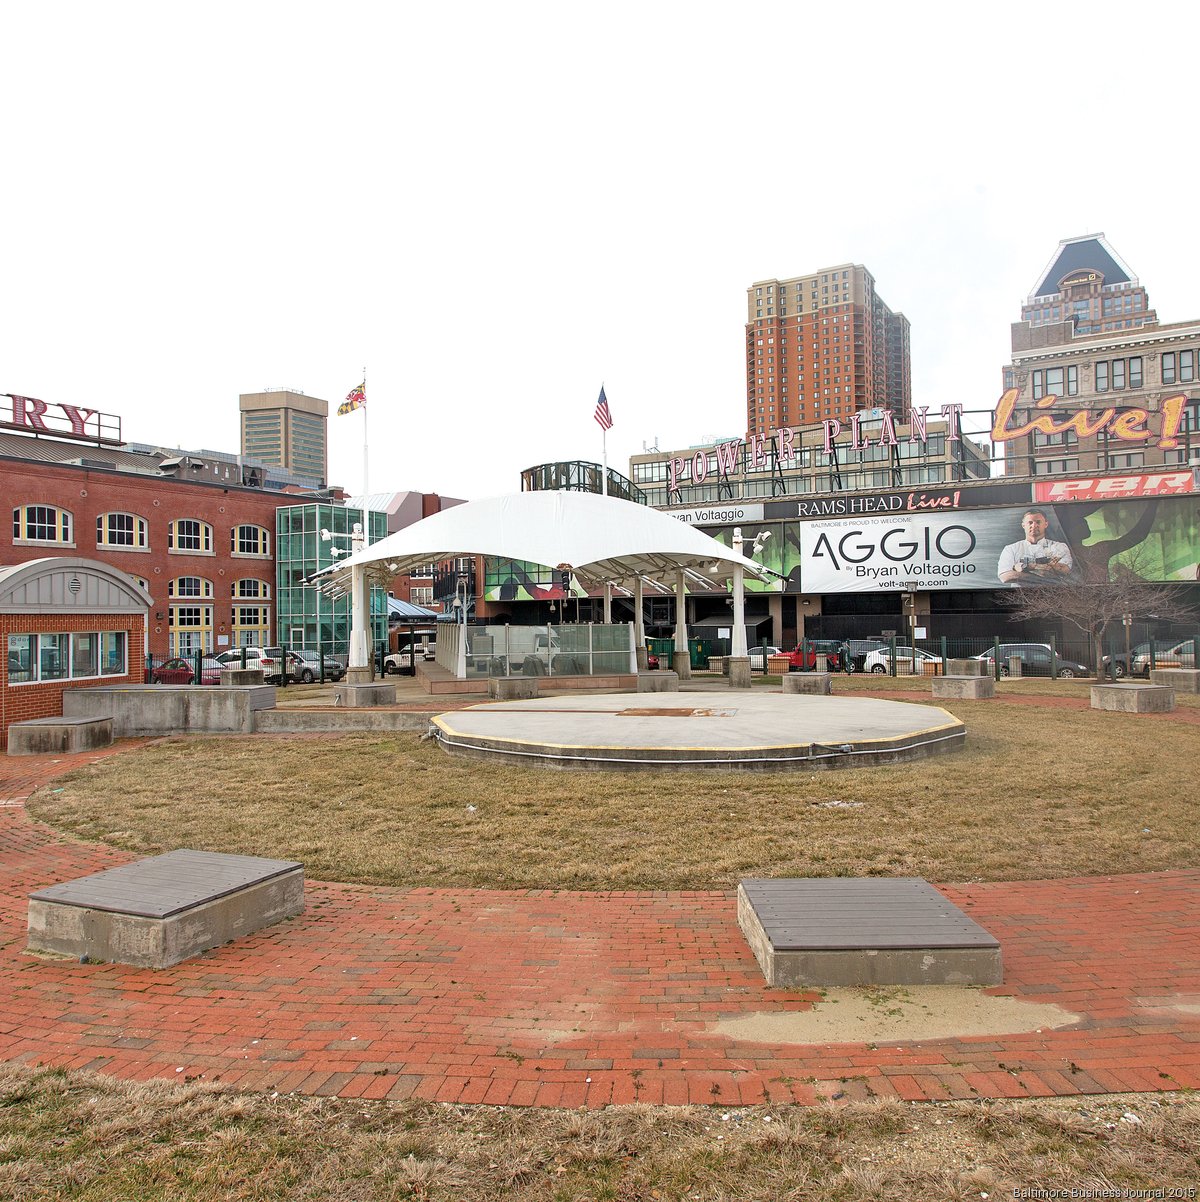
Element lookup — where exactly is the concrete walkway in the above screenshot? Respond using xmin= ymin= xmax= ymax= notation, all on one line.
xmin=0 ymin=745 xmax=1197 ymax=1107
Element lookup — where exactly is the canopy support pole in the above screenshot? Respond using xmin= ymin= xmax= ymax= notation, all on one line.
xmin=673 ymin=568 xmax=691 ymax=680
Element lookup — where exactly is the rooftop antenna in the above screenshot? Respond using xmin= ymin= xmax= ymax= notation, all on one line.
xmin=643 ymin=437 xmax=659 ymax=452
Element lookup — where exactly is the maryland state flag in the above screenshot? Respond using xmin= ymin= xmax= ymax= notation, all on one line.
xmin=338 ymin=381 xmax=366 ymax=416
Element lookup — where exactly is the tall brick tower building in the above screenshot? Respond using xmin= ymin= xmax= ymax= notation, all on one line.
xmin=746 ymin=263 xmax=911 ymax=437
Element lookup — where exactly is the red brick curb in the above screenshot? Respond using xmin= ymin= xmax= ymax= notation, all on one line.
xmin=0 ymin=741 xmax=1197 ymax=1108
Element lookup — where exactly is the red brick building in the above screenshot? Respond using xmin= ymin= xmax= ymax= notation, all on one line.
xmin=1 ymin=557 xmax=149 ymax=748
xmin=746 ymin=263 xmax=911 ymax=437
xmin=2 ymin=432 xmax=286 ymax=661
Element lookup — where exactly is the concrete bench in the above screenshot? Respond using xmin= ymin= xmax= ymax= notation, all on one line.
xmin=932 ymin=675 xmax=995 ymax=700
xmin=947 ymin=658 xmax=987 ymax=677
xmin=782 ymin=672 xmax=832 ymax=695
xmin=7 ymin=716 xmax=114 ymax=756
xmin=488 ymin=677 xmax=539 ymax=700
xmin=738 ymin=877 xmax=1001 ymax=988
xmin=28 ymin=849 xmax=304 ymax=968
xmin=1150 ymin=668 xmax=1200 ymax=693
xmin=332 ymin=683 xmax=397 ymax=707
xmin=635 ymin=671 xmax=679 ymax=693
xmin=224 ymin=667 xmax=266 ymax=686
xmin=1091 ymin=683 xmax=1176 ymax=713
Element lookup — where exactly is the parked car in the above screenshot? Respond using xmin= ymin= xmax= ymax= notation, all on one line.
xmin=1130 ymin=638 xmax=1196 ymax=676
xmin=862 ymin=645 xmax=943 ymax=675
xmin=214 ymin=646 xmax=302 ymax=682
xmin=292 ymin=649 xmax=346 ymax=683
xmin=645 ymin=649 xmax=660 ymax=670
xmin=787 ymin=639 xmax=850 ymax=673
xmin=384 ymin=641 xmax=437 ymax=674
xmin=1102 ymin=640 xmax=1181 ymax=679
xmin=973 ymin=643 xmax=1089 ymax=678
xmin=747 ymin=645 xmax=783 ymax=669
xmin=151 ymin=656 xmax=224 ymax=685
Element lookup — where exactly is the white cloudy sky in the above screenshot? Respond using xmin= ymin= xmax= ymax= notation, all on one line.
xmin=3 ymin=2 xmax=1193 ymax=499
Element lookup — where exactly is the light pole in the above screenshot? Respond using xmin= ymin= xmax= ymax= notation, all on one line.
xmin=321 ymin=523 xmax=371 ymax=684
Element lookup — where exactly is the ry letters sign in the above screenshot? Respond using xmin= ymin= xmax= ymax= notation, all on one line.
xmin=2 ymin=394 xmax=122 ymax=445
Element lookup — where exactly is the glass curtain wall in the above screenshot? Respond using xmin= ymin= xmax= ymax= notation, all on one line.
xmin=275 ymin=504 xmax=388 ymax=661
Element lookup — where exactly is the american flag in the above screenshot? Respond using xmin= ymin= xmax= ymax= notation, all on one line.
xmin=594 ymin=385 xmax=613 ymax=431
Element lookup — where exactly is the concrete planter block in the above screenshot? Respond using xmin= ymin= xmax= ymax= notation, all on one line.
xmin=782 ymin=673 xmax=832 ymax=695
xmin=1006 ymin=656 xmax=1023 ymax=678
xmin=947 ymin=658 xmax=986 ymax=677
xmin=1090 ymin=683 xmax=1176 ymax=713
xmin=224 ymin=668 xmax=266 ymax=686
xmin=738 ymin=878 xmax=1001 ymax=988
xmin=488 ymin=677 xmax=539 ymax=700
xmin=932 ymin=675 xmax=996 ymax=700
xmin=766 ymin=655 xmax=791 ymax=675
xmin=636 ymin=671 xmax=679 ymax=693
xmin=727 ymin=656 xmax=752 ymax=689
xmin=8 ymin=716 xmax=114 ymax=756
xmin=63 ymin=684 xmax=276 ymax=735
xmin=1150 ymin=668 xmax=1200 ymax=693
xmin=28 ymin=850 xmax=303 ymax=969
xmin=332 ymin=683 xmax=397 ymax=708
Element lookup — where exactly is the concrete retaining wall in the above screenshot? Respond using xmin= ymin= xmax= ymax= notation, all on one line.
xmin=253 ymin=710 xmax=434 ymax=734
xmin=63 ymin=685 xmax=276 ymax=735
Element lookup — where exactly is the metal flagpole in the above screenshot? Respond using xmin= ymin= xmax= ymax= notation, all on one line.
xmin=362 ymin=364 xmax=369 ymax=501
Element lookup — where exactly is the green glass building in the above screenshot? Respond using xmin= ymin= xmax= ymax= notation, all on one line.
xmin=275 ymin=503 xmax=388 ymax=661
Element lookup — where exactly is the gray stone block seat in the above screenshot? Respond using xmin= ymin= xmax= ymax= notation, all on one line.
xmin=738 ymin=877 xmax=1001 ymax=988
xmin=7 ymin=716 xmax=113 ymax=756
xmin=1090 ymin=683 xmax=1176 ymax=713
xmin=28 ymin=850 xmax=304 ymax=968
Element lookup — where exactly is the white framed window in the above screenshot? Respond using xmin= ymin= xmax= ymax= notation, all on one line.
xmin=7 ymin=630 xmax=127 ymax=684
xmin=167 ymin=519 xmax=213 ymax=553
xmin=96 ymin=512 xmax=148 ymax=549
xmin=231 ymin=524 xmax=270 ymax=557
xmin=13 ymin=504 xmax=73 ymax=546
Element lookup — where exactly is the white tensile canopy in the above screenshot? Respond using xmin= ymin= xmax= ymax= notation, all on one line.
xmin=313 ymin=491 xmax=773 ymax=589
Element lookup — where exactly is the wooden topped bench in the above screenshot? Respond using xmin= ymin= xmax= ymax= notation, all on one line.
xmin=738 ymin=877 xmax=1001 ymax=988
xmin=28 ymin=849 xmax=304 ymax=968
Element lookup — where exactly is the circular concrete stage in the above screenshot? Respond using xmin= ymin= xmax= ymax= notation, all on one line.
xmin=431 ymin=692 xmax=965 ymax=772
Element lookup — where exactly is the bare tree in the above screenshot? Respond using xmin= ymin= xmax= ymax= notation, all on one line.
xmin=1002 ymin=552 xmax=1195 ymax=677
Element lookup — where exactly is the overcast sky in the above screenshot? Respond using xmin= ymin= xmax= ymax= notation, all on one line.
xmin=3 ymin=2 xmax=1194 ymax=500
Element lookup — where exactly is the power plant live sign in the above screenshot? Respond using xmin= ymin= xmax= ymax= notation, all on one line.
xmin=2 ymin=394 xmax=122 ymax=445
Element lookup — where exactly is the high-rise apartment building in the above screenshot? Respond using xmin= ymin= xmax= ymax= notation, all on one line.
xmin=239 ymin=389 xmax=329 ymax=484
xmin=1021 ymin=234 xmax=1156 ymax=335
xmin=746 ymin=264 xmax=911 ymax=437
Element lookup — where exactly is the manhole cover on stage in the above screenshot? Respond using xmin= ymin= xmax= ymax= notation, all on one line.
xmin=431 ymin=691 xmax=965 ymax=772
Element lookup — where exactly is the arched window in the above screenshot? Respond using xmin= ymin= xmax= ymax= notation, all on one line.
xmin=13 ymin=504 xmax=73 ymax=545
xmin=167 ymin=519 xmax=213 ymax=553
xmin=231 ymin=524 xmax=270 ymax=556
xmin=96 ymin=512 xmax=149 ymax=549
xmin=232 ymin=578 xmax=271 ymax=599
xmin=168 ymin=576 xmax=214 ymax=598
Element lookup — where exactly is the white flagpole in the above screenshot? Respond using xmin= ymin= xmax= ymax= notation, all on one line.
xmin=362 ymin=364 xmax=369 ymax=502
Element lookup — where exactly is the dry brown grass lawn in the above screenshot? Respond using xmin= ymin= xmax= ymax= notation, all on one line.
xmin=28 ymin=691 xmax=1200 ymax=888
xmin=1 ymin=1065 xmax=1197 ymax=1202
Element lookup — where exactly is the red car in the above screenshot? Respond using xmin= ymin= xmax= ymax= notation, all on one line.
xmin=786 ymin=641 xmax=848 ymax=673
xmin=646 ymin=650 xmax=660 ymax=670
xmin=151 ymin=656 xmax=224 ymax=685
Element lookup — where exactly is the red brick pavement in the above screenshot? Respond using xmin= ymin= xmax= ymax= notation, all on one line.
xmin=0 ymin=742 xmax=1198 ymax=1107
